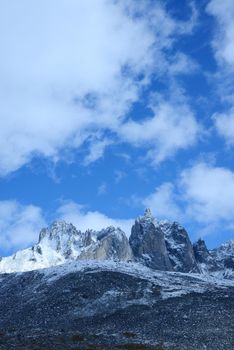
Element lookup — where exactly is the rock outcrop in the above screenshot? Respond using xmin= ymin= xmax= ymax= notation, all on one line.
xmin=159 ymin=221 xmax=199 ymax=273
xmin=211 ymin=239 xmax=234 ymax=271
xmin=79 ymin=226 xmax=133 ymax=262
xmin=193 ymin=238 xmax=218 ymax=272
xmin=129 ymin=209 xmax=172 ymax=270
xmin=193 ymin=238 xmax=211 ymax=264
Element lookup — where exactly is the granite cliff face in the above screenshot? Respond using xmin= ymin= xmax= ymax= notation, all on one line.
xmin=193 ymin=238 xmax=218 ymax=272
xmin=193 ymin=238 xmax=234 ymax=277
xmin=159 ymin=221 xmax=199 ymax=273
xmin=129 ymin=210 xmax=199 ymax=273
xmin=193 ymin=238 xmax=211 ymax=264
xmin=79 ymin=226 xmax=133 ymax=262
xmin=129 ymin=209 xmax=172 ymax=271
xmin=211 ymin=239 xmax=234 ymax=270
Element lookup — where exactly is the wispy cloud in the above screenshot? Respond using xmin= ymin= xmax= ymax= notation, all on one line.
xmin=114 ymin=170 xmax=126 ymax=184
xmin=97 ymin=183 xmax=108 ymax=196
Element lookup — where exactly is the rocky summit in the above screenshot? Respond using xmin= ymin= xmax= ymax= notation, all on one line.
xmin=129 ymin=208 xmax=172 ymax=271
xmin=0 ymin=209 xmax=233 ymax=349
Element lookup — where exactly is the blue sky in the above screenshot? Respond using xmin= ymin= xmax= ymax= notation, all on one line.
xmin=1 ymin=0 xmax=234 ymax=255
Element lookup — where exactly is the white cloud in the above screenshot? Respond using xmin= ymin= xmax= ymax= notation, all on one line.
xmin=0 ymin=200 xmax=46 ymax=254
xmin=119 ymin=101 xmax=200 ymax=164
xmin=213 ymin=108 xmax=234 ymax=145
xmin=207 ymin=0 xmax=234 ymax=66
xmin=114 ymin=170 xmax=126 ymax=184
xmin=207 ymin=1 xmax=234 ymax=142
xmin=143 ymin=182 xmax=182 ymax=221
xmin=56 ymin=201 xmax=133 ymax=237
xmin=83 ymin=138 xmax=113 ymax=166
xmin=180 ymin=162 xmax=234 ymax=223
xmin=0 ymin=0 xmax=199 ymax=175
xmin=167 ymin=52 xmax=199 ymax=76
xmin=142 ymin=162 xmax=234 ymax=231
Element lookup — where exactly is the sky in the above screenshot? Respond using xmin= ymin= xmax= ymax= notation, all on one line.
xmin=1 ymin=0 xmax=234 ymax=255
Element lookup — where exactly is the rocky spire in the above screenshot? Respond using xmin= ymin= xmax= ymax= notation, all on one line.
xmin=144 ymin=208 xmax=153 ymax=219
xmin=193 ymin=238 xmax=211 ymax=264
xmin=129 ymin=210 xmax=172 ymax=271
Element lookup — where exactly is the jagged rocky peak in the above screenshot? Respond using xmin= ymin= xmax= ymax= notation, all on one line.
xmin=0 ymin=221 xmax=134 ymax=274
xmin=0 ymin=209 xmax=233 ymax=277
xmin=37 ymin=222 xmax=133 ymax=262
xmin=37 ymin=220 xmax=92 ymax=259
xmin=39 ymin=221 xmax=81 ymax=242
xmin=79 ymin=226 xmax=133 ymax=262
xmin=211 ymin=239 xmax=234 ymax=270
xmin=193 ymin=238 xmax=211 ymax=264
xmin=129 ymin=209 xmax=172 ymax=271
xmin=95 ymin=226 xmax=124 ymax=241
xmin=215 ymin=239 xmax=234 ymax=255
xmin=193 ymin=238 xmax=218 ymax=273
xmin=160 ymin=221 xmax=199 ymax=273
xmin=129 ymin=209 xmax=199 ymax=273
xmin=144 ymin=207 xmax=154 ymax=219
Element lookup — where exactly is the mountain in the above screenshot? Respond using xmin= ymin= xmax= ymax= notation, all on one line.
xmin=211 ymin=239 xmax=234 ymax=269
xmin=193 ymin=238 xmax=218 ymax=272
xmin=0 ymin=260 xmax=233 ymax=350
xmin=0 ymin=209 xmax=234 ymax=349
xmin=0 ymin=222 xmax=133 ymax=273
xmin=159 ymin=221 xmax=199 ymax=273
xmin=129 ymin=208 xmax=172 ymax=270
xmin=78 ymin=226 xmax=133 ymax=262
xmin=210 ymin=239 xmax=234 ymax=278
xmin=0 ymin=209 xmax=233 ymax=278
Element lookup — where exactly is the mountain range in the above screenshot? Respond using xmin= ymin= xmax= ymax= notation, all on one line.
xmin=0 ymin=209 xmax=233 ymax=350
xmin=0 ymin=208 xmax=233 ymax=278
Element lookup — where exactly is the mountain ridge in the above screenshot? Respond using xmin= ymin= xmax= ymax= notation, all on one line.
xmin=0 ymin=209 xmax=234 ymax=349
xmin=0 ymin=208 xmax=233 ymax=278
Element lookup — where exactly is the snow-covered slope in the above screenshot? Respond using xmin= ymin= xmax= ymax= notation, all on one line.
xmin=0 ymin=259 xmax=233 ymax=350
